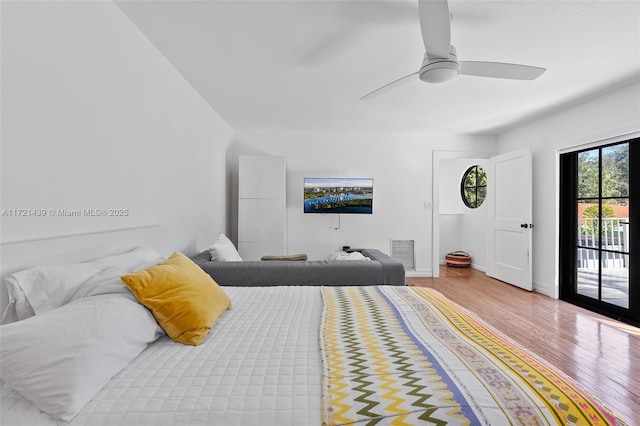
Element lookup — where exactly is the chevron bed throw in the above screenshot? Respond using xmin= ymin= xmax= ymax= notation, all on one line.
xmin=320 ymin=286 xmax=626 ymax=425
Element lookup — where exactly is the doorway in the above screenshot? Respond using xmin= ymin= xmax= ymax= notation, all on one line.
xmin=433 ymin=149 xmax=533 ymax=290
xmin=433 ymin=151 xmax=491 ymax=278
xmin=559 ymin=138 xmax=638 ymax=325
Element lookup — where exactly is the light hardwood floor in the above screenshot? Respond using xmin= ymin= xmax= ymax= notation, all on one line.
xmin=407 ymin=266 xmax=640 ymax=425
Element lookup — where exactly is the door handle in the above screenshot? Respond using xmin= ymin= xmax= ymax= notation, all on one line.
xmin=520 ymin=223 xmax=529 ymax=229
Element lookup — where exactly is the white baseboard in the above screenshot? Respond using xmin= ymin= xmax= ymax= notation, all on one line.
xmin=471 ymin=263 xmax=486 ymax=272
xmin=532 ymin=280 xmax=553 ymax=297
xmin=405 ymin=269 xmax=432 ymax=278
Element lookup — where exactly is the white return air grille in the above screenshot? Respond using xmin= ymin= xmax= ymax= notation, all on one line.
xmin=390 ymin=239 xmax=415 ymax=271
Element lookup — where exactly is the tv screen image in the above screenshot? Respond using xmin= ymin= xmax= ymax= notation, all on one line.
xmin=303 ymin=177 xmax=373 ymax=214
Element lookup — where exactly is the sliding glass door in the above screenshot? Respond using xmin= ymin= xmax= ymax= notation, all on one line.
xmin=559 ymin=138 xmax=638 ymax=325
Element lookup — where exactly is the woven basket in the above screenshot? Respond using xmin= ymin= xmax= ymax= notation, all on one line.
xmin=445 ymin=251 xmax=471 ymax=268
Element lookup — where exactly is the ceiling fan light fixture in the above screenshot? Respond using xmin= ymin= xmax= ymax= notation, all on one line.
xmin=419 ymin=46 xmax=459 ymax=84
xmin=419 ymin=62 xmax=459 ymax=83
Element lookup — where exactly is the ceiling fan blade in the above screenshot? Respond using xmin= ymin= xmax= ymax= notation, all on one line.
xmin=459 ymin=61 xmax=546 ymax=80
xmin=361 ymin=72 xmax=420 ymax=101
xmin=418 ymin=0 xmax=451 ymax=58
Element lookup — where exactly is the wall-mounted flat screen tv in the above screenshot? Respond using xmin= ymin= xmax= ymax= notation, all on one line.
xmin=304 ymin=177 xmax=373 ymax=214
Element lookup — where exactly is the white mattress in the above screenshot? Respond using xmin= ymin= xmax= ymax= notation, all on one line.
xmin=1 ymin=286 xmax=322 ymax=426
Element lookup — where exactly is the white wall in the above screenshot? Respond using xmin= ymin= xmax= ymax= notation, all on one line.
xmin=438 ymin=215 xmax=462 ymax=264
xmin=438 ymin=158 xmax=488 ymax=269
xmin=232 ymin=130 xmax=495 ymax=275
xmin=438 ymin=159 xmax=467 ymax=215
xmin=497 ymin=79 xmax=640 ymax=296
xmin=0 ymin=1 xmax=233 ymax=273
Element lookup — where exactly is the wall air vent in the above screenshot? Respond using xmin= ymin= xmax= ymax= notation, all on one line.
xmin=390 ymin=239 xmax=415 ymax=271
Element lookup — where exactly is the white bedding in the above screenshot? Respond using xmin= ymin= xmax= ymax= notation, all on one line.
xmin=1 ymin=286 xmax=322 ymax=426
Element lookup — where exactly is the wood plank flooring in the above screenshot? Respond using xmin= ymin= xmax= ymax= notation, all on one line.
xmin=407 ymin=266 xmax=640 ymax=425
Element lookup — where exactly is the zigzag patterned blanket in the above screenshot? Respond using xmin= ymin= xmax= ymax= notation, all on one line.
xmin=320 ymin=286 xmax=626 ymax=425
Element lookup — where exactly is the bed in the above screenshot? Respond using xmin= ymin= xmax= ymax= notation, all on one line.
xmin=0 ymin=247 xmax=627 ymax=425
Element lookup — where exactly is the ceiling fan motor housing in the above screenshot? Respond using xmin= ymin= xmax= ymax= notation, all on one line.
xmin=419 ymin=45 xmax=459 ymax=83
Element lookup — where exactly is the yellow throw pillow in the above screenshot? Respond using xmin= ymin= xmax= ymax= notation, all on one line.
xmin=121 ymin=251 xmax=231 ymax=345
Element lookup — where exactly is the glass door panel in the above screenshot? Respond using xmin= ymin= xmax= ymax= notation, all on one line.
xmin=602 ymin=254 xmax=629 ymax=309
xmin=576 ymin=249 xmax=599 ymax=299
xmin=561 ymin=138 xmax=636 ymax=325
xmin=601 ymin=145 xmax=629 ymax=198
xmin=577 ymin=149 xmax=599 ymax=198
xmin=577 ymin=199 xmax=601 ymax=247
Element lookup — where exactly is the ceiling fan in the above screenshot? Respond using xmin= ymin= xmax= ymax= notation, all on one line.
xmin=361 ymin=0 xmax=546 ymax=100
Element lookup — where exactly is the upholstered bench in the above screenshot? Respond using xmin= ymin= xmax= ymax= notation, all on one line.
xmin=191 ymin=249 xmax=405 ymax=287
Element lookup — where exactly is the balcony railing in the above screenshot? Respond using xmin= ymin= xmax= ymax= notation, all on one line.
xmin=577 ymin=217 xmax=629 ymax=268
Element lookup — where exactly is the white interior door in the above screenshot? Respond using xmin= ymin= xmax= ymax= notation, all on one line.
xmin=486 ymin=149 xmax=533 ymax=290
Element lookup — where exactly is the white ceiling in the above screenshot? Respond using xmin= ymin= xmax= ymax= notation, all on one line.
xmin=115 ymin=0 xmax=640 ymax=135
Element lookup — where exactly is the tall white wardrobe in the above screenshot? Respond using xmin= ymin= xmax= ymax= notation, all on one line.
xmin=237 ymin=155 xmax=286 ymax=260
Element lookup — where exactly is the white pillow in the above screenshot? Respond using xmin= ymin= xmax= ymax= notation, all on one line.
xmin=69 ymin=267 xmax=135 ymax=301
xmin=0 ymin=246 xmax=163 ymax=324
xmin=208 ymin=233 xmax=243 ymax=261
xmin=69 ymin=260 xmax=166 ymax=304
xmin=0 ymin=293 xmax=163 ymax=421
xmin=329 ymin=251 xmax=370 ymax=261
xmin=1 ymin=263 xmax=100 ymax=323
xmin=89 ymin=246 xmax=163 ymax=271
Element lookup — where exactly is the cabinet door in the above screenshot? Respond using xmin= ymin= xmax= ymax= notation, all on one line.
xmin=238 ymin=198 xmax=286 ymax=243
xmin=238 ymin=155 xmax=286 ymax=260
xmin=239 ymin=156 xmax=286 ymax=199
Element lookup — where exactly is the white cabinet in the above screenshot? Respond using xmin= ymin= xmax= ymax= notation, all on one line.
xmin=238 ymin=155 xmax=286 ymax=260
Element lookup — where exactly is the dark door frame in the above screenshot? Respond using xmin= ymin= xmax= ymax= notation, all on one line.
xmin=559 ymin=138 xmax=639 ymax=326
